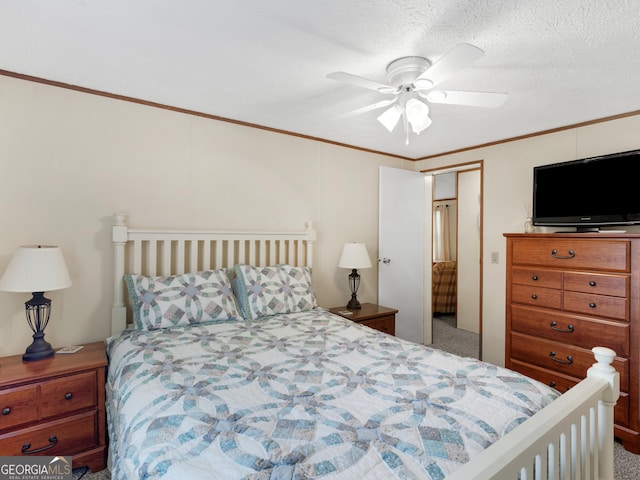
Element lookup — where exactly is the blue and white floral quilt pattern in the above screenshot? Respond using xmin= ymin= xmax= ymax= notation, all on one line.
xmin=106 ymin=310 xmax=558 ymax=480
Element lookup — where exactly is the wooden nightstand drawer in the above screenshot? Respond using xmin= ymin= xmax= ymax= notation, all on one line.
xmin=0 ymin=342 xmax=107 ymax=471
xmin=41 ymin=371 xmax=97 ymax=419
xmin=0 ymin=385 xmax=38 ymax=431
xmin=0 ymin=411 xmax=96 ymax=457
xmin=359 ymin=315 xmax=395 ymax=335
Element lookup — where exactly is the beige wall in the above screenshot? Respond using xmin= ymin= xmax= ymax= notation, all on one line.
xmin=0 ymin=75 xmax=409 ymax=357
xmin=414 ymin=114 xmax=640 ymax=366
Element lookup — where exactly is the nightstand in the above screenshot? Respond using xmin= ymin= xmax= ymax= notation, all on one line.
xmin=0 ymin=341 xmax=107 ymax=472
xmin=328 ymin=303 xmax=397 ymax=336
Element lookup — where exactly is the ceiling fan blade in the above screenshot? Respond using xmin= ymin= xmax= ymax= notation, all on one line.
xmin=334 ymin=98 xmax=398 ymax=119
xmin=414 ymin=43 xmax=484 ymax=89
xmin=424 ymin=90 xmax=508 ymax=108
xmin=327 ymin=71 xmax=399 ymax=94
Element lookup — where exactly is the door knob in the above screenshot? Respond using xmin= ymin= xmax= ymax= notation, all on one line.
xmin=379 ymin=257 xmax=391 ymax=264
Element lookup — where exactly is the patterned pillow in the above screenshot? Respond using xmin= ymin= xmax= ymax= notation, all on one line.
xmin=233 ymin=264 xmax=317 ymax=320
xmin=125 ymin=270 xmax=240 ymax=330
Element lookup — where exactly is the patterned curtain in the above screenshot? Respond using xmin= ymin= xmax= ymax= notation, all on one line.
xmin=433 ymin=203 xmax=451 ymax=261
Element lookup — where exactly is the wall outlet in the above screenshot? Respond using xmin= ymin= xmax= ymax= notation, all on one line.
xmin=491 ymin=251 xmax=499 ymax=264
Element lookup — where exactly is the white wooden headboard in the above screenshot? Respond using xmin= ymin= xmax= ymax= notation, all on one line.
xmin=111 ymin=213 xmax=317 ymax=335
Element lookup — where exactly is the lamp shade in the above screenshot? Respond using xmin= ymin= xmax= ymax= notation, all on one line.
xmin=0 ymin=245 xmax=71 ymax=293
xmin=406 ymin=98 xmax=432 ymax=134
xmin=338 ymin=243 xmax=372 ymax=269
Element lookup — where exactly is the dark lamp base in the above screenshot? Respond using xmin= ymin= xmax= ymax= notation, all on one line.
xmin=23 ymin=332 xmax=55 ymax=362
xmin=346 ymin=296 xmax=362 ymax=309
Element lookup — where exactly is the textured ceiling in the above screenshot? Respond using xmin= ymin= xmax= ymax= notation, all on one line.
xmin=1 ymin=1 xmax=639 ymax=159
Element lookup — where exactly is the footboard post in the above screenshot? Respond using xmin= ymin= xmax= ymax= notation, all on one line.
xmin=587 ymin=346 xmax=620 ymax=480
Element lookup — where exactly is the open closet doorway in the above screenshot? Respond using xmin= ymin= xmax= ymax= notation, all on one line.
xmin=425 ymin=162 xmax=482 ymax=360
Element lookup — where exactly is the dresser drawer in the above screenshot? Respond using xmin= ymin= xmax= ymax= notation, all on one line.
xmin=510 ymin=305 xmax=630 ymax=355
xmin=563 ymin=272 xmax=628 ymax=297
xmin=0 ymin=385 xmax=38 ymax=431
xmin=510 ymin=359 xmax=579 ymax=393
xmin=511 ymin=267 xmax=562 ymax=288
xmin=510 ymin=359 xmax=630 ymax=426
xmin=0 ymin=411 xmax=97 ymax=457
xmin=563 ymin=291 xmax=628 ymax=321
xmin=40 ymin=371 xmax=97 ymax=419
xmin=510 ymin=332 xmax=629 ymax=391
xmin=511 ymin=284 xmax=561 ymax=309
xmin=511 ymin=238 xmax=630 ymax=272
xmin=358 ymin=315 xmax=395 ymax=335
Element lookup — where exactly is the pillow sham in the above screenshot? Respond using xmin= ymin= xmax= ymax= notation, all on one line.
xmin=125 ymin=269 xmax=240 ymax=330
xmin=233 ymin=264 xmax=317 ymax=320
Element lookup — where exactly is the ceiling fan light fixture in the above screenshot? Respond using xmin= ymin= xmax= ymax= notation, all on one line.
xmin=406 ymin=98 xmax=431 ymax=134
xmin=377 ymin=105 xmax=402 ymax=132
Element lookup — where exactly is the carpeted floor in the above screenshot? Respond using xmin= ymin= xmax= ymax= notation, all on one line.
xmin=72 ymin=467 xmax=110 ymax=479
xmin=431 ymin=314 xmax=479 ymax=359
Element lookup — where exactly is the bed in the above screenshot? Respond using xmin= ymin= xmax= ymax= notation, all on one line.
xmin=432 ymin=261 xmax=456 ymax=315
xmin=107 ymin=214 xmax=620 ymax=479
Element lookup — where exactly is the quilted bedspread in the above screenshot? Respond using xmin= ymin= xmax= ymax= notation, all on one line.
xmin=106 ymin=309 xmax=558 ymax=479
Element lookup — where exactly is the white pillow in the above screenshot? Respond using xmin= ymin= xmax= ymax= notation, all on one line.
xmin=125 ymin=269 xmax=240 ymax=330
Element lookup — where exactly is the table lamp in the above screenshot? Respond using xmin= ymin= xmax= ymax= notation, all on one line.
xmin=0 ymin=245 xmax=71 ymax=361
xmin=338 ymin=242 xmax=372 ymax=309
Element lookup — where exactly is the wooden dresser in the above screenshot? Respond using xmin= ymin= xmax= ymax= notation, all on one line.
xmin=504 ymin=233 xmax=639 ymax=453
xmin=0 ymin=342 xmax=107 ymax=471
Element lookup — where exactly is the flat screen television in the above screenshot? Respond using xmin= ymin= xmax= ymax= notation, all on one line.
xmin=532 ymin=148 xmax=640 ymax=231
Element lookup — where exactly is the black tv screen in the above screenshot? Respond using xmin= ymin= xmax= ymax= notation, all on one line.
xmin=532 ymin=149 xmax=640 ymax=231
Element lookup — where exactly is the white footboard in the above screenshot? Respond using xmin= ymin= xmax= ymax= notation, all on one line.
xmin=447 ymin=347 xmax=620 ymax=480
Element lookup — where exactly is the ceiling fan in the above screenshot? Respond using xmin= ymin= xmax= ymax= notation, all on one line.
xmin=327 ymin=43 xmax=508 ymax=144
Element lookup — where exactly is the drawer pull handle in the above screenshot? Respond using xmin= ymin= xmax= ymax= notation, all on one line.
xmin=549 ymin=352 xmax=573 ymax=365
xmin=589 ymin=302 xmax=596 ymax=309
xmin=22 ymin=436 xmax=58 ymax=454
xmin=550 ymin=321 xmax=574 ymax=333
xmin=531 ymin=275 xmax=538 ymax=281
xmin=531 ymin=294 xmax=538 ymax=300
xmin=64 ymin=392 xmax=73 ymax=400
xmin=2 ymin=407 xmax=11 ymax=416
xmin=551 ymin=249 xmax=575 ymax=259
xmin=589 ymin=281 xmax=596 ymax=287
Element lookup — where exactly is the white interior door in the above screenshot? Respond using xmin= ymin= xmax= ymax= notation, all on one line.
xmin=378 ymin=166 xmax=431 ymax=343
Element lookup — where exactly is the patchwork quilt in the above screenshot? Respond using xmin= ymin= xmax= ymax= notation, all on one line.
xmin=106 ymin=309 xmax=558 ymax=479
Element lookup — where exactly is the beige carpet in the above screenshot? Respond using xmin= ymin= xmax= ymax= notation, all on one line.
xmin=72 ymin=467 xmax=110 ymax=479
